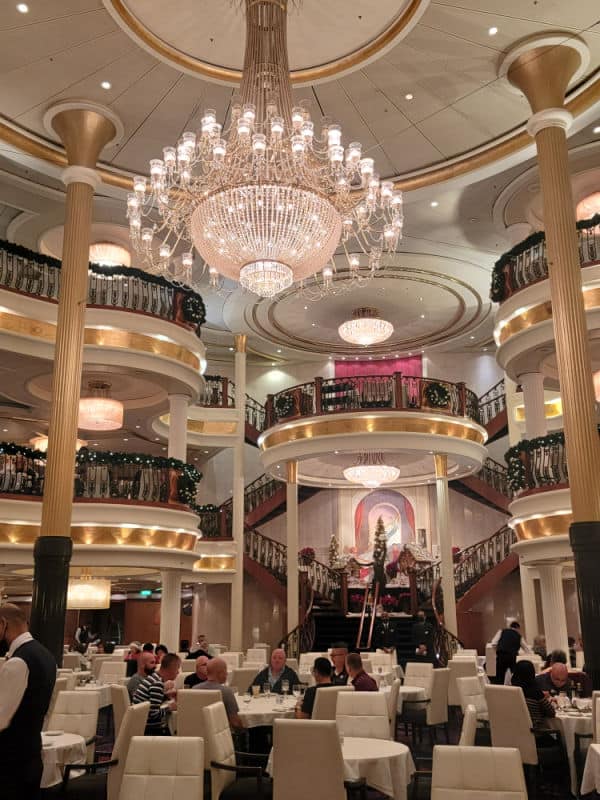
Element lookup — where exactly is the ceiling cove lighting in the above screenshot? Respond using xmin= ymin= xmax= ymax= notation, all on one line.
xmin=343 ymin=452 xmax=400 ymax=488
xmin=338 ymin=307 xmax=393 ymax=346
xmin=127 ymin=0 xmax=403 ymax=299
xmin=78 ymin=381 xmax=124 ymax=431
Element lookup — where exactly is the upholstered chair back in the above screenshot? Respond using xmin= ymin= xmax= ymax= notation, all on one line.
xmin=431 ymin=744 xmax=527 ymax=799
xmin=485 ymin=644 xmax=497 ymax=678
xmin=370 ymin=652 xmax=394 ymax=669
xmin=44 ymin=677 xmax=68 ymax=730
xmin=230 ymin=667 xmax=259 ymax=692
xmin=111 ymin=684 xmax=130 ymax=737
xmin=62 ymin=653 xmax=81 ymax=670
xmin=404 ymin=662 xmax=434 ymax=695
xmin=177 ymin=689 xmax=222 ymax=768
xmin=273 ymin=719 xmax=345 ymax=800
xmin=455 ymin=649 xmax=478 ymax=658
xmin=181 ymin=659 xmax=197 ymax=673
xmin=108 ymin=702 xmax=149 ymax=800
xmin=386 ymin=678 xmax=401 ymax=738
xmin=49 ymin=690 xmax=100 ymax=761
xmin=593 ymin=691 xmax=600 ymax=743
xmin=485 ymin=685 xmax=538 ymax=765
xmin=91 ymin=655 xmax=115 ymax=680
xmin=246 ymin=647 xmax=267 ymax=664
xmin=336 ymin=690 xmax=390 ymax=739
xmin=299 ymin=652 xmax=327 ymax=671
xmin=221 ymin=652 xmax=242 ymax=669
xmin=427 ymin=668 xmax=450 ymax=726
xmin=448 ymin=659 xmax=478 ymax=706
xmin=118 ymin=736 xmax=203 ymax=800
xmin=456 ymin=676 xmax=488 ymax=721
xmin=311 ymin=685 xmax=353 ymax=720
xmin=458 ymin=705 xmax=478 ymax=747
xmin=202 ymin=701 xmax=236 ymax=799
xmin=361 ymin=658 xmax=373 ymax=674
xmin=286 ymin=657 xmax=299 ymax=673
xmin=98 ymin=660 xmax=127 ymax=684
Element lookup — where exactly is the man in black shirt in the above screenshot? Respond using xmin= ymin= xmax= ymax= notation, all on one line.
xmin=330 ymin=641 xmax=349 ymax=685
xmin=492 ymin=621 xmax=530 ymax=684
xmin=184 ymin=655 xmax=209 ymax=688
xmin=249 ymin=648 xmax=300 ymax=694
xmin=296 ymin=657 xmax=334 ymax=718
xmin=412 ymin=610 xmax=434 ymax=662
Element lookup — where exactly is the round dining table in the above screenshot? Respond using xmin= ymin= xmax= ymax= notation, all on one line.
xmin=41 ymin=731 xmax=87 ymax=788
xmin=237 ymin=694 xmax=297 ymax=727
xmin=553 ymin=708 xmax=593 ymax=796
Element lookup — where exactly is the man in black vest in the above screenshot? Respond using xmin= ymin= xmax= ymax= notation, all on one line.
xmin=0 ymin=603 xmax=56 ymax=800
xmin=491 ymin=620 xmax=531 ymax=684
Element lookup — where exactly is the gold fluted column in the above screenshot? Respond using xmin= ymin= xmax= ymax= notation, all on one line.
xmin=434 ymin=454 xmax=457 ymax=637
xmin=286 ymin=460 xmax=299 ymax=634
xmin=230 ymin=333 xmax=247 ymax=650
xmin=502 ymin=36 xmax=600 ymax=687
xmin=30 ymin=102 xmax=121 ymax=664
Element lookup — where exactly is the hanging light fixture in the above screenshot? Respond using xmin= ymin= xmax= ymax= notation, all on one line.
xmin=67 ymin=570 xmax=111 ymax=609
xmin=343 ymin=452 xmax=400 ymax=488
xmin=30 ymin=434 xmax=87 ymax=453
xmin=89 ymin=242 xmax=131 ymax=267
xmin=78 ymin=381 xmax=124 ymax=431
xmin=338 ymin=307 xmax=394 ymax=346
xmin=127 ymin=0 xmax=403 ymax=299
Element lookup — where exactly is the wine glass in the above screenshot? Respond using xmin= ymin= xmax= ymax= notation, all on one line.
xmin=263 ymin=683 xmax=271 ymax=698
xmin=292 ymin=684 xmax=301 ymax=699
xmin=243 ymin=692 xmax=252 ymax=705
xmin=252 ymin=684 xmax=260 ymax=698
xmin=281 ymin=679 xmax=290 ymax=696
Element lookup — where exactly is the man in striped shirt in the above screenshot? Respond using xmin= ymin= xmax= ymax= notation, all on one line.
xmin=133 ymin=652 xmax=181 ymax=734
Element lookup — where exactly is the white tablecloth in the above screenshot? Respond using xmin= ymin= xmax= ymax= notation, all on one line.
xmin=268 ymin=736 xmax=414 ymax=800
xmin=398 ymin=685 xmax=427 ymax=714
xmin=76 ymin=683 xmax=112 ymax=708
xmin=238 ymin=694 xmax=297 ymax=727
xmin=41 ymin=732 xmax=87 ymax=788
xmin=581 ymin=742 xmax=600 ymax=795
xmin=553 ymin=710 xmax=592 ymax=795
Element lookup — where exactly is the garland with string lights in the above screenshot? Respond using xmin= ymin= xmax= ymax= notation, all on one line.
xmin=505 ymin=431 xmax=567 ymax=492
xmin=424 ymin=381 xmax=450 ymax=408
xmin=0 ymin=442 xmax=46 ymax=460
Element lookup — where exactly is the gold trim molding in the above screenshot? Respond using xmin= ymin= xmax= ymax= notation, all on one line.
xmin=0 ymin=310 xmax=200 ymax=370
xmin=260 ymin=414 xmax=486 ymax=450
xmin=513 ymin=512 xmax=573 ymax=541
xmin=0 ymin=523 xmax=197 ymax=550
xmin=193 ymin=555 xmax=235 ymax=571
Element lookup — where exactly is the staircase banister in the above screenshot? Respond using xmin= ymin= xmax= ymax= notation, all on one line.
xmin=478 ymin=378 xmax=506 ymax=403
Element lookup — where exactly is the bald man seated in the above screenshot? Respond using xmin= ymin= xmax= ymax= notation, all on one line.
xmin=249 ymin=648 xmax=300 ymax=694
xmin=535 ymin=663 xmax=574 ymax=697
xmin=184 ymin=655 xmax=209 ymax=688
xmin=194 ymin=657 xmax=243 ymax=729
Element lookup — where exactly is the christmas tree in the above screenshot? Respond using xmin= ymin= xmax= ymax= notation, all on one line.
xmin=328 ymin=534 xmax=339 ymax=568
xmin=372 ymin=516 xmax=387 ymax=594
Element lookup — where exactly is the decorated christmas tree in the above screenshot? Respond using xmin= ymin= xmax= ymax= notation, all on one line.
xmin=372 ymin=516 xmax=387 ymax=595
xmin=328 ymin=534 xmax=339 ymax=568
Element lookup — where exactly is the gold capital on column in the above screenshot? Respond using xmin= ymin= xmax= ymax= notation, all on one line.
xmin=287 ymin=460 xmax=298 ymax=484
xmin=433 ymin=453 xmax=447 ymax=479
xmin=234 ymin=334 xmax=247 ymax=353
xmin=505 ymin=43 xmax=583 ymax=112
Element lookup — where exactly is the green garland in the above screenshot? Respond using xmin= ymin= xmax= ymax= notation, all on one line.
xmin=196 ymin=503 xmax=219 ymax=512
xmin=490 ymin=214 xmax=600 ymax=303
xmin=75 ymin=447 xmax=201 ymax=481
xmin=505 ymin=430 xmax=567 ymax=492
xmin=0 ymin=441 xmax=46 ymax=460
xmin=275 ymin=393 xmax=294 ymax=417
xmin=0 ymin=237 xmax=206 ymax=325
xmin=424 ymin=381 xmax=450 ymax=408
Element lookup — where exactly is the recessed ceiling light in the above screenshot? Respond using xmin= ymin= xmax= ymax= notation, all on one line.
xmin=355 ymin=357 xmax=359 ymax=360
xmin=404 ymin=93 xmax=414 ymax=101
xmin=276 ymin=349 xmax=281 ymax=353
xmin=162 ymin=446 xmax=166 ymax=451
xmin=342 ymin=356 xmax=346 ymax=360
xmin=271 ymin=362 xmax=276 ymax=366
xmin=203 ymin=450 xmax=209 ymax=454
xmin=368 ymin=356 xmax=373 ymax=360
xmin=469 ymin=335 xmax=475 ymax=340
xmin=155 ymin=437 xmax=160 ymax=441
xmin=488 ymin=26 xmax=498 ymax=36
xmin=430 ymin=201 xmax=439 ymax=208
xmin=483 ymin=347 xmax=488 ymax=351
xmin=304 ymin=305 xmax=308 ymax=310
xmin=123 ymin=438 xmax=128 ymax=442
xmin=228 ymin=346 xmax=234 ymax=351
xmin=311 ymin=322 xmax=316 ymax=326
xmin=334 ymin=450 xmax=339 ymax=454
xmin=594 ymin=126 xmax=600 ymax=135
xmin=2 ymin=428 xmax=7 ymax=433
xmin=101 ymin=80 xmax=111 ymax=90
xmin=408 ymin=352 xmax=412 ymax=356
xmin=16 ymin=3 xmax=28 ymax=12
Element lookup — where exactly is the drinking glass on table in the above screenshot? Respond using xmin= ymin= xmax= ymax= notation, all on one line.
xmin=243 ymin=692 xmax=252 ymax=705
xmin=281 ymin=679 xmax=290 ymax=696
xmin=263 ymin=683 xmax=271 ymax=698
xmin=292 ymin=684 xmax=301 ymax=699
xmin=252 ymin=684 xmax=260 ymax=698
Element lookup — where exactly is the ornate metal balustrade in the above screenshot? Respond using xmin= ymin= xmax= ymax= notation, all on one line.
xmin=198 ymin=376 xmax=266 ymax=432
xmin=265 ymin=373 xmax=480 ymax=426
xmin=476 ymin=457 xmax=511 ymax=498
xmin=243 ymin=473 xmax=281 ymax=515
xmin=490 ymin=214 xmax=600 ymax=304
xmin=244 ymin=526 xmax=287 ymax=583
xmin=478 ymin=379 xmax=506 ymax=426
xmin=505 ymin=430 xmax=579 ymax=494
xmin=0 ymin=443 xmax=202 ymax=510
xmin=0 ymin=240 xmax=206 ymax=336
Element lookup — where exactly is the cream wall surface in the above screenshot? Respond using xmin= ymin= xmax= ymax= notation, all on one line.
xmin=424 ymin=352 xmax=503 ymax=397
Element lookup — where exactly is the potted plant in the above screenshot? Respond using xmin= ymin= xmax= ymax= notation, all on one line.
xmin=385 ymin=560 xmax=399 ymax=583
xmin=381 ymin=593 xmax=398 ymax=612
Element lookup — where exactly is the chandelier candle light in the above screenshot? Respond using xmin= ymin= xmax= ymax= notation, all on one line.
xmin=127 ymin=0 xmax=403 ymax=298
xmin=338 ymin=307 xmax=393 ymax=346
xmin=344 ymin=452 xmax=400 ymax=488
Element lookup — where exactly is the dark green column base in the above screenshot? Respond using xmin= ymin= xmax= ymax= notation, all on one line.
xmin=570 ymin=521 xmax=600 ymax=691
xmin=30 ymin=535 xmax=73 ymax=666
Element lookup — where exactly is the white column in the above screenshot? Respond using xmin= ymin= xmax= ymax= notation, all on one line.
xmin=168 ymin=393 xmax=189 ymax=461
xmin=519 ymin=563 xmax=538 ymax=641
xmin=537 ymin=564 xmax=569 ymax=653
xmin=230 ymin=334 xmax=246 ymax=651
xmin=519 ymin=372 xmax=547 ymax=439
xmin=434 ymin=454 xmax=457 ymax=636
xmin=191 ymin=583 xmax=202 ymax=643
xmin=286 ymin=461 xmax=299 ymax=633
xmin=159 ymin=570 xmax=182 ymax=652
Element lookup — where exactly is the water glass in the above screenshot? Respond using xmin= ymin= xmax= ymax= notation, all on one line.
xmin=263 ymin=683 xmax=271 ymax=698
xmin=243 ymin=692 xmax=252 ymax=705
xmin=252 ymin=684 xmax=260 ymax=698
xmin=292 ymin=684 xmax=301 ymax=698
xmin=281 ymin=679 xmax=290 ymax=695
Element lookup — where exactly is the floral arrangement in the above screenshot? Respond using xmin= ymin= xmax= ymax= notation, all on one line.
xmin=424 ymin=381 xmax=450 ymax=408
xmin=299 ymin=546 xmax=316 ymax=565
xmin=349 ymin=592 xmax=364 ymax=610
xmin=275 ymin=393 xmax=295 ymax=417
xmin=381 ymin=593 xmax=398 ymax=610
xmin=385 ymin=560 xmax=399 ymax=579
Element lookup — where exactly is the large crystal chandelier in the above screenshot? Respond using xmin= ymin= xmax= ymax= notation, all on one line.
xmin=344 ymin=452 xmax=400 ymax=488
xmin=338 ymin=307 xmax=393 ymax=346
xmin=127 ymin=0 xmax=403 ymax=298
xmin=78 ymin=381 xmax=124 ymax=431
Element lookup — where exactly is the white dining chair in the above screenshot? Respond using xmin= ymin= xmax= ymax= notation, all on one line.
xmin=221 ymin=652 xmax=243 ymax=670
xmin=48 ymin=690 xmax=100 ymax=761
xmin=399 ymin=667 xmax=450 ymax=743
xmin=118 ymin=736 xmax=204 ymax=800
xmin=311 ymin=685 xmax=353 ymax=720
xmin=176 ymin=689 xmax=222 ymax=768
xmin=485 ymin=644 xmax=497 ymax=678
xmin=431 ymin=745 xmax=527 ymax=799
xmin=246 ymin=647 xmax=267 ymax=664
xmin=181 ymin=658 xmax=197 ymax=673
xmin=456 ymin=675 xmax=488 ymax=721
xmin=404 ymin=662 xmax=434 ymax=696
xmin=386 ymin=678 xmax=401 ymax=738
xmin=110 ymin=684 xmax=130 ymax=738
xmin=97 ymin=660 xmax=127 ymax=684
xmin=230 ymin=667 xmax=261 ymax=692
xmin=62 ymin=652 xmax=82 ymax=670
xmin=336 ymin=690 xmax=390 ymax=739
xmin=448 ymin=659 xmax=478 ymax=706
xmin=44 ymin=676 xmax=68 ymax=730
xmin=458 ymin=704 xmax=478 ymax=746
xmin=484 ymin=685 xmax=538 ymax=766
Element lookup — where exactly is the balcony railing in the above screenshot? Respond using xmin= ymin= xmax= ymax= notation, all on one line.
xmin=490 ymin=214 xmax=600 ymax=304
xmin=0 ymin=239 xmax=206 ymax=337
xmin=478 ymin=379 xmax=506 ymax=427
xmin=265 ymin=373 xmax=480 ymax=426
xmin=198 ymin=376 xmax=266 ymax=432
xmin=476 ymin=457 xmax=511 ymax=498
xmin=0 ymin=444 xmax=202 ymax=511
xmin=505 ymin=430 xmax=580 ymax=494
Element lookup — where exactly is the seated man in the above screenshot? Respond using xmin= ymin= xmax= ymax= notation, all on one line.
xmin=249 ymin=648 xmax=300 ymax=694
xmin=133 ymin=652 xmax=181 ymax=734
xmin=330 ymin=642 xmax=349 ymax=685
xmin=184 ymin=655 xmax=209 ymax=688
xmin=194 ymin=657 xmax=243 ymax=729
xmin=543 ymin=649 xmax=568 ymax=670
xmin=535 ymin=662 xmax=592 ymax=698
xmin=346 ymin=652 xmax=378 ymax=691
xmin=127 ymin=651 xmax=157 ymax=699
xmin=296 ymin=657 xmax=334 ymax=719
xmin=188 ymin=633 xmax=215 ymax=660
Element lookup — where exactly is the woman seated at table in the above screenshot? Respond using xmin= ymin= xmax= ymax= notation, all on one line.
xmin=512 ymin=660 xmax=555 ymax=737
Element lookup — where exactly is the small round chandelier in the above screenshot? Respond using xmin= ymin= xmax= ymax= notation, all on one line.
xmin=30 ymin=434 xmax=87 ymax=453
xmin=127 ymin=0 xmax=403 ymax=298
xmin=89 ymin=242 xmax=131 ymax=267
xmin=338 ymin=307 xmax=393 ymax=346
xmin=343 ymin=452 xmax=400 ymax=488
xmin=78 ymin=381 xmax=124 ymax=431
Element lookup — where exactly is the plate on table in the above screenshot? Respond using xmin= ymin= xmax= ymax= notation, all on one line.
xmin=44 ymin=730 xmax=64 ymax=736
